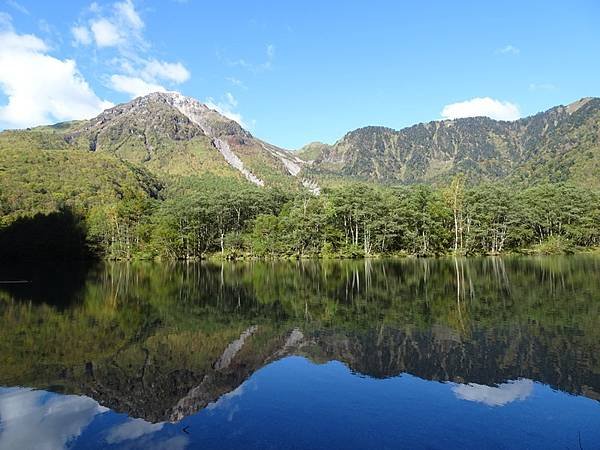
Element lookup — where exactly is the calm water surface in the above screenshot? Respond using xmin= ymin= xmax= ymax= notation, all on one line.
xmin=0 ymin=256 xmax=599 ymax=449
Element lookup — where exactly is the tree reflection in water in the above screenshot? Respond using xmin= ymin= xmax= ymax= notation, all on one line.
xmin=0 ymin=256 xmax=599 ymax=423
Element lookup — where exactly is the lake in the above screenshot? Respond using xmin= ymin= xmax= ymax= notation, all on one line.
xmin=0 ymin=256 xmax=599 ymax=449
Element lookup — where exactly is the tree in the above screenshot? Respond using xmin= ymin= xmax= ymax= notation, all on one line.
xmin=445 ymin=174 xmax=466 ymax=253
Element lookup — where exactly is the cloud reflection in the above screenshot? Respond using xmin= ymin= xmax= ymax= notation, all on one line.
xmin=452 ymin=379 xmax=534 ymax=406
xmin=205 ymin=383 xmax=249 ymax=422
xmin=106 ymin=417 xmax=164 ymax=444
xmin=0 ymin=387 xmax=106 ymax=450
xmin=105 ymin=419 xmax=188 ymax=450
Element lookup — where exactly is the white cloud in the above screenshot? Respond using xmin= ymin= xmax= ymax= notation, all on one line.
xmin=90 ymin=18 xmax=122 ymax=47
xmin=79 ymin=0 xmax=145 ymax=49
xmin=529 ymin=82 xmax=556 ymax=91
xmin=497 ymin=44 xmax=520 ymax=55
xmin=142 ymin=59 xmax=190 ymax=84
xmin=226 ymin=77 xmax=246 ymax=89
xmin=0 ymin=21 xmax=113 ymax=128
xmin=6 ymin=0 xmax=29 ymax=15
xmin=71 ymin=25 xmax=92 ymax=46
xmin=109 ymin=58 xmax=191 ymax=98
xmin=452 ymin=379 xmax=533 ymax=406
xmin=114 ymin=0 xmax=143 ymax=30
xmin=0 ymin=387 xmax=107 ymax=450
xmin=70 ymin=1 xmax=190 ymax=98
xmin=105 ymin=415 xmax=188 ymax=450
xmin=225 ymin=92 xmax=238 ymax=107
xmin=110 ymin=74 xmax=166 ymax=97
xmin=206 ymin=93 xmax=246 ymax=127
xmin=441 ymin=97 xmax=521 ymax=121
xmin=0 ymin=28 xmax=46 ymax=52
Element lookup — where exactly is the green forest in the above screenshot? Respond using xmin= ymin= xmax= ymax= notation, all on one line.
xmin=1 ymin=153 xmax=599 ymax=260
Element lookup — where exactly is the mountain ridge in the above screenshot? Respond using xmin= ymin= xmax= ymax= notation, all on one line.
xmin=306 ymin=97 xmax=600 ymax=186
xmin=1 ymin=93 xmax=599 ymax=189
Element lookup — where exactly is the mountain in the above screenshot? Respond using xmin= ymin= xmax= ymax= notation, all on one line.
xmin=296 ymin=141 xmax=331 ymax=162
xmin=0 ymin=92 xmax=317 ymax=190
xmin=2 ymin=94 xmax=599 ymax=192
xmin=306 ymin=97 xmax=600 ymax=187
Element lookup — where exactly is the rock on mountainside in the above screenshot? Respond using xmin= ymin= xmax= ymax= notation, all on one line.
xmin=306 ymin=97 xmax=600 ymax=186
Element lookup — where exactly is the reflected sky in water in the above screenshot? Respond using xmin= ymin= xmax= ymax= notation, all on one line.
xmin=1 ymin=357 xmax=600 ymax=450
xmin=1 ymin=256 xmax=600 ymax=448
xmin=452 ymin=379 xmax=534 ymax=406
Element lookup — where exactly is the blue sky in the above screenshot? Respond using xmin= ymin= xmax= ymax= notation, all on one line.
xmin=0 ymin=0 xmax=598 ymax=149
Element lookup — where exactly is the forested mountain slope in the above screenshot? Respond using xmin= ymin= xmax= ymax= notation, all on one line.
xmin=306 ymin=97 xmax=600 ymax=186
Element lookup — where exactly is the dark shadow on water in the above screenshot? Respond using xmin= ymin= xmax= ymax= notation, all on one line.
xmin=0 ymin=208 xmax=96 ymax=308
xmin=0 ymin=260 xmax=94 ymax=308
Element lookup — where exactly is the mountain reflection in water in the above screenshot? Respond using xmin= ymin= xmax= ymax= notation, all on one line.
xmin=0 ymin=256 xmax=599 ymax=449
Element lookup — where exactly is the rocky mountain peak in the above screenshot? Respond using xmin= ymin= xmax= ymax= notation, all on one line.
xmin=56 ymin=91 xmax=315 ymax=189
xmin=148 ymin=91 xmax=252 ymax=140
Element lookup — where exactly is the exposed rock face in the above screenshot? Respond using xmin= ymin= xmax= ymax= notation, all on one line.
xmin=160 ymin=92 xmax=322 ymax=189
xmin=308 ymin=98 xmax=600 ymax=186
xmin=65 ymin=93 xmax=206 ymax=163
xmin=158 ymin=92 xmax=265 ymax=186
xmin=162 ymin=92 xmax=251 ymax=138
xmin=51 ymin=91 xmax=316 ymax=189
xmin=214 ymin=325 xmax=258 ymax=370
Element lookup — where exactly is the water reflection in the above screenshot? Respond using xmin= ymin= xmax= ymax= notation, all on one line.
xmin=2 ymin=357 xmax=599 ymax=450
xmin=0 ymin=388 xmax=106 ymax=450
xmin=0 ymin=256 xmax=599 ymax=447
xmin=105 ymin=418 xmax=164 ymax=445
xmin=452 ymin=379 xmax=534 ymax=406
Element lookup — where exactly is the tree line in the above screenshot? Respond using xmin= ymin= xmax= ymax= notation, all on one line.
xmin=80 ymin=176 xmax=600 ymax=260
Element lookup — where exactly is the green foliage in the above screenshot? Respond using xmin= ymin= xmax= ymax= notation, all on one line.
xmin=529 ymin=236 xmax=574 ymax=255
xmin=2 ymin=147 xmax=599 ymax=260
xmin=296 ymin=141 xmax=331 ymax=161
